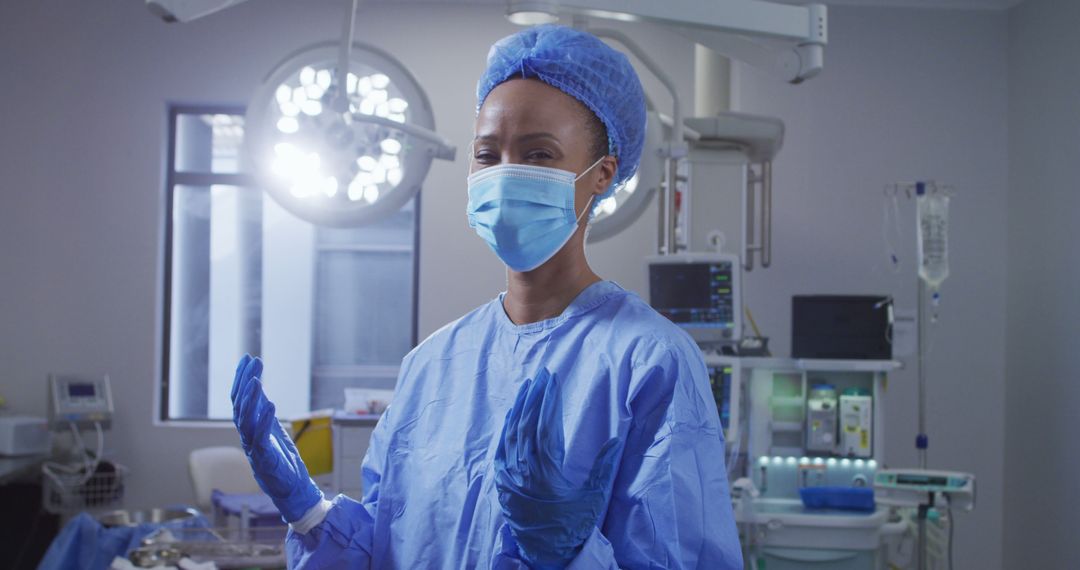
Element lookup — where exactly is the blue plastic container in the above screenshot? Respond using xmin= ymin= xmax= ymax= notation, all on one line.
xmin=799 ymin=486 xmax=875 ymax=512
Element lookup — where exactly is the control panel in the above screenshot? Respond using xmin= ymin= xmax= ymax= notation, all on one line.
xmin=48 ymin=374 xmax=114 ymax=430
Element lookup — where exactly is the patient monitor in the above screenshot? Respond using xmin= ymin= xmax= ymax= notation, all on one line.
xmin=647 ymin=253 xmax=742 ymax=346
xmin=48 ymin=374 xmax=114 ymax=430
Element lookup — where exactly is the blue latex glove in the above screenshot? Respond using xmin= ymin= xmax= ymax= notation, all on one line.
xmin=494 ymin=367 xmax=624 ymax=569
xmin=230 ymin=355 xmax=323 ymax=523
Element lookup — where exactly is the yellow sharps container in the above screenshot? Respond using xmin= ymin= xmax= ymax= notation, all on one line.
xmin=291 ymin=410 xmax=334 ymax=476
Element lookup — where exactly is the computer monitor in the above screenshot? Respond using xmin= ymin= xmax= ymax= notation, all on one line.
xmin=646 ymin=253 xmax=742 ymax=345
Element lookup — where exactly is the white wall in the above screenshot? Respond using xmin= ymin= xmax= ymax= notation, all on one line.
xmin=0 ymin=1 xmax=1008 ymax=567
xmin=1005 ymin=0 xmax=1080 ymax=567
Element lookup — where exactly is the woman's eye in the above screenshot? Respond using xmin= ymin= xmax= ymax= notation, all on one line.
xmin=473 ymin=152 xmax=497 ymax=164
xmin=525 ymin=150 xmax=554 ymax=161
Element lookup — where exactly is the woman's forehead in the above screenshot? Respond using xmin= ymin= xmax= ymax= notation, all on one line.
xmin=475 ymin=79 xmax=588 ymax=142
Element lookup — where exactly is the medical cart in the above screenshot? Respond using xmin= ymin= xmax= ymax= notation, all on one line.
xmin=720 ymin=357 xmax=905 ymax=569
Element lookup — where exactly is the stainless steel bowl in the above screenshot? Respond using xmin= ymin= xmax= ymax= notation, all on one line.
xmin=96 ymin=507 xmax=199 ymax=528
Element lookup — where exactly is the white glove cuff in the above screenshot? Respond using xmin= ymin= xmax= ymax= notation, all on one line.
xmin=289 ymin=498 xmax=333 ymax=535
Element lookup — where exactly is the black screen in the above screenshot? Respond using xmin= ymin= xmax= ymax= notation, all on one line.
xmin=897 ymin=474 xmax=949 ymax=486
xmin=791 ymin=295 xmax=892 ymax=359
xmin=68 ymin=383 xmax=96 ymax=398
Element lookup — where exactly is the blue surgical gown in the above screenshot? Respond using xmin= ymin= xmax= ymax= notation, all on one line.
xmin=287 ymin=280 xmax=743 ymax=569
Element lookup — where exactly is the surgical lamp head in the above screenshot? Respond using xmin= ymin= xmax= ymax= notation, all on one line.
xmin=505 ymin=0 xmax=560 ymax=25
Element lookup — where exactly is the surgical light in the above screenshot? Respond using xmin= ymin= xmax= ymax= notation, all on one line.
xmin=276 ymin=117 xmax=299 ymax=134
xmin=363 ymin=185 xmax=380 ymax=203
xmin=244 ymin=41 xmax=455 ymax=227
xmin=597 ymin=196 xmax=617 ymax=216
xmin=299 ymin=66 xmax=316 ymax=86
xmin=507 ymin=11 xmax=559 ymax=25
xmin=380 ymin=138 xmax=402 ymax=154
xmin=304 ymin=83 xmax=325 ymax=100
xmin=357 ymin=75 xmax=373 ymax=95
xmin=505 ymin=0 xmax=559 ymax=24
xmin=369 ymin=89 xmax=388 ymax=104
xmin=301 ymin=100 xmax=322 ymax=116
xmin=357 ymin=155 xmax=378 ymax=171
xmin=279 ymin=102 xmax=299 ymax=117
xmin=275 ymin=85 xmax=291 ymax=104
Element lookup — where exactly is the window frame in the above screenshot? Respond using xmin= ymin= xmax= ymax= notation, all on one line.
xmin=159 ymin=103 xmax=421 ymax=423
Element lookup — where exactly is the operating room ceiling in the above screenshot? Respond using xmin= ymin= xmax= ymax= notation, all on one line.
xmin=372 ymin=0 xmax=1024 ymax=10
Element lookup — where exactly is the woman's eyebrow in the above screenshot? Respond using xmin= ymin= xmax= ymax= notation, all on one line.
xmin=514 ymin=132 xmax=560 ymax=143
xmin=473 ymin=132 xmax=560 ymax=144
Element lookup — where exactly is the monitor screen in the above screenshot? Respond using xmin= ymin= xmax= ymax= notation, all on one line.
xmin=649 ymin=261 xmax=735 ymax=329
xmin=68 ymin=383 xmax=96 ymax=398
xmin=708 ymin=365 xmax=733 ymax=430
xmin=896 ymin=474 xmax=949 ymax=487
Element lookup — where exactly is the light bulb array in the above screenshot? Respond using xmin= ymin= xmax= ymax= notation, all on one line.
xmin=266 ymin=65 xmax=412 ymax=204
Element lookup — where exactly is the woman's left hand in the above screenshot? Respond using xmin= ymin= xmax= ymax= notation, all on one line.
xmin=494 ymin=367 xmax=624 ymax=569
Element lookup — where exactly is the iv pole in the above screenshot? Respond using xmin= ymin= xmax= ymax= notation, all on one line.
xmin=889 ymin=179 xmax=950 ymax=570
xmin=916 ymin=275 xmax=929 ymax=570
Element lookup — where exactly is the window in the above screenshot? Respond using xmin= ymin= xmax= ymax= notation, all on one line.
xmin=161 ymin=106 xmax=418 ymax=421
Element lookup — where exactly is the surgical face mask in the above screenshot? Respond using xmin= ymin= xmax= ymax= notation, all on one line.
xmin=467 ymin=157 xmax=603 ymax=273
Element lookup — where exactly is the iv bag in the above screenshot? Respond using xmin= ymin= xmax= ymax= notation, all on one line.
xmin=917 ymin=193 xmax=949 ymax=289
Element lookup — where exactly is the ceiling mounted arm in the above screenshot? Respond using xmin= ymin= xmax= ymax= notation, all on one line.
xmin=147 ymin=0 xmax=254 ymax=23
xmin=506 ymin=0 xmax=827 ymax=84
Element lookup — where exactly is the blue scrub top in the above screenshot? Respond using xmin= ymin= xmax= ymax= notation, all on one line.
xmin=287 ymin=280 xmax=743 ymax=569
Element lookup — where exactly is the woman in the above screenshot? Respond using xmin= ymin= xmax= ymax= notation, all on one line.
xmin=231 ymin=24 xmax=742 ymax=569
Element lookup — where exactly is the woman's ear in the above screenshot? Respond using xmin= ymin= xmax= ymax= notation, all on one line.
xmin=593 ymin=156 xmax=619 ymax=196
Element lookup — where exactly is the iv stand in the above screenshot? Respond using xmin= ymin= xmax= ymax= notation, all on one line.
xmin=887 ymin=179 xmax=950 ymax=570
xmin=913 ymin=179 xmax=948 ymax=570
xmin=917 ymin=277 xmax=928 ymax=472
xmin=916 ymin=277 xmax=929 ymax=570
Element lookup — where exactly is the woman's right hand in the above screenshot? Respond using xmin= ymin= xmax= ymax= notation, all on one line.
xmin=231 ymin=355 xmax=323 ymax=523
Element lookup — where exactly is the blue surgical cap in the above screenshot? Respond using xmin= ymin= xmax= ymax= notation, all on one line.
xmin=476 ymin=25 xmax=647 ymax=198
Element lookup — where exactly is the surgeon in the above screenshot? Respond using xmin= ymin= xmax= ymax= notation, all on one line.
xmin=231 ymin=24 xmax=743 ymax=569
